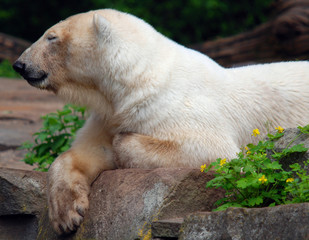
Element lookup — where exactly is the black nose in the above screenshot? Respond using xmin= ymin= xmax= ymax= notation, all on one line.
xmin=12 ymin=61 xmax=26 ymax=75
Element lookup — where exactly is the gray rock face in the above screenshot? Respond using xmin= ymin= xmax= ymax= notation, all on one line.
xmin=0 ymin=215 xmax=38 ymax=240
xmin=179 ymin=203 xmax=309 ymax=240
xmin=0 ymin=168 xmax=46 ymax=216
xmin=45 ymin=168 xmax=223 ymax=240
xmin=0 ymin=167 xmax=308 ymax=240
xmin=152 ymin=218 xmax=183 ymax=238
xmin=0 ymin=168 xmax=46 ymax=240
xmin=267 ymin=128 xmax=309 ymax=173
xmin=0 ymin=167 xmax=224 ymax=240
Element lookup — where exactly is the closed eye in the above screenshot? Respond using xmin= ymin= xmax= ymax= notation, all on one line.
xmin=47 ymin=34 xmax=58 ymax=41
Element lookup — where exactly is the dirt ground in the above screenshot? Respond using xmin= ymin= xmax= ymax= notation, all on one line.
xmin=0 ymin=77 xmax=63 ymax=170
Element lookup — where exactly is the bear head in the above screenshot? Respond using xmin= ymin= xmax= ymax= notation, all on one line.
xmin=13 ymin=9 xmax=161 ymax=108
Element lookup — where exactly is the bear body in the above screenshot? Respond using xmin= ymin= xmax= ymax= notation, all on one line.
xmin=13 ymin=9 xmax=309 ymax=234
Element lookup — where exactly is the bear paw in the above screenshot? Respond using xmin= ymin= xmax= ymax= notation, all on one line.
xmin=47 ymin=155 xmax=90 ymax=235
xmin=48 ymin=178 xmax=89 ymax=235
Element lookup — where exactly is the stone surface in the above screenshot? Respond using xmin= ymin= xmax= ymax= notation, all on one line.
xmin=0 ymin=77 xmax=63 ymax=170
xmin=0 ymin=168 xmax=46 ymax=215
xmin=0 ymin=167 xmax=224 ymax=240
xmin=267 ymin=128 xmax=309 ymax=173
xmin=179 ymin=203 xmax=309 ymax=240
xmin=152 ymin=218 xmax=183 ymax=239
xmin=0 ymin=168 xmax=46 ymax=240
xmin=0 ymin=215 xmax=38 ymax=240
xmin=37 ymin=168 xmax=224 ymax=240
xmin=0 ymin=166 xmax=308 ymax=240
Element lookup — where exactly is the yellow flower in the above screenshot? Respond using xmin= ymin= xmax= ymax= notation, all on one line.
xmin=220 ymin=158 xmax=227 ymax=166
xmin=252 ymin=128 xmax=260 ymax=137
xmin=258 ymin=175 xmax=267 ymax=184
xmin=275 ymin=126 xmax=284 ymax=133
xmin=286 ymin=178 xmax=294 ymax=183
xmin=246 ymin=151 xmax=252 ymax=155
xmin=200 ymin=164 xmax=207 ymax=172
xmin=143 ymin=230 xmax=152 ymax=240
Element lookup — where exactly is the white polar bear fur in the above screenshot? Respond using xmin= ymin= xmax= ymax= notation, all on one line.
xmin=15 ymin=9 xmax=309 ymax=234
xmin=53 ymin=10 xmax=309 ymax=165
xmin=62 ymin=10 xmax=308 ymax=162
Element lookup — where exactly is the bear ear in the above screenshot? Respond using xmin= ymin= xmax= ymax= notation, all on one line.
xmin=93 ymin=13 xmax=111 ymax=39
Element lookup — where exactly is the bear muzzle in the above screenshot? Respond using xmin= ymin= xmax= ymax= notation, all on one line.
xmin=13 ymin=60 xmax=48 ymax=87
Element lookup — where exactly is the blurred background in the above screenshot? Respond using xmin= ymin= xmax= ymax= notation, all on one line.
xmin=0 ymin=0 xmax=272 ymax=45
xmin=1 ymin=0 xmax=309 ymax=68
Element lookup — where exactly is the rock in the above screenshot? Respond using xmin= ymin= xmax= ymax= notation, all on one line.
xmin=152 ymin=218 xmax=183 ymax=239
xmin=38 ymin=168 xmax=223 ymax=240
xmin=0 ymin=168 xmax=46 ymax=240
xmin=267 ymin=128 xmax=309 ymax=173
xmin=179 ymin=203 xmax=309 ymax=240
xmin=0 ymin=215 xmax=39 ymax=240
xmin=0 ymin=167 xmax=224 ymax=240
xmin=0 ymin=168 xmax=46 ymax=215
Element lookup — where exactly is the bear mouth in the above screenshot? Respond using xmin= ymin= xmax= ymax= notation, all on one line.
xmin=24 ymin=72 xmax=48 ymax=88
xmin=13 ymin=60 xmax=50 ymax=89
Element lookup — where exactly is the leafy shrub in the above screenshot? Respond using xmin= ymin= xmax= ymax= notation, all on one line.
xmin=20 ymin=104 xmax=86 ymax=171
xmin=202 ymin=125 xmax=309 ymax=211
xmin=0 ymin=59 xmax=21 ymax=78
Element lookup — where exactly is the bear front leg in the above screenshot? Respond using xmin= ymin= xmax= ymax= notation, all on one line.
xmin=113 ymin=133 xmax=185 ymax=168
xmin=48 ymin=114 xmax=115 ymax=235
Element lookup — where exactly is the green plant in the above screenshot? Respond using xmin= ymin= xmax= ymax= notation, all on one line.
xmin=20 ymin=104 xmax=86 ymax=171
xmin=285 ymin=161 xmax=309 ymax=203
xmin=202 ymin=125 xmax=309 ymax=211
xmin=0 ymin=59 xmax=21 ymax=78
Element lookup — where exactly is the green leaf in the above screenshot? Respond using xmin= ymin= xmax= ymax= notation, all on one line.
xmin=271 ymin=152 xmax=283 ymax=160
xmin=265 ymin=161 xmax=282 ymax=170
xmin=298 ymin=124 xmax=309 ymax=134
xmin=247 ymin=196 xmax=263 ymax=206
xmin=63 ymin=115 xmax=77 ymax=123
xmin=283 ymin=144 xmax=308 ymax=155
xmin=243 ymin=164 xmax=256 ymax=173
xmin=267 ymin=132 xmax=284 ymax=141
xmin=51 ymin=135 xmax=67 ymax=152
xmin=289 ymin=163 xmax=301 ymax=171
xmin=35 ymin=143 xmax=51 ymax=157
xmin=236 ymin=178 xmax=250 ymax=189
xmin=20 ymin=104 xmax=87 ymax=171
xmin=19 ymin=141 xmax=34 ymax=150
xmin=36 ymin=132 xmax=50 ymax=142
xmin=213 ymin=202 xmax=243 ymax=211
xmin=57 ymin=108 xmax=72 ymax=116
xmin=207 ymin=123 xmax=309 ymax=210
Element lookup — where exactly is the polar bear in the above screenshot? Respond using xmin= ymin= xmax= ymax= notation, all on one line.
xmin=13 ymin=9 xmax=309 ymax=234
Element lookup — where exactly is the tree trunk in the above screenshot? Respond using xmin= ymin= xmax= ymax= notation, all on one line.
xmin=191 ymin=0 xmax=309 ymax=67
